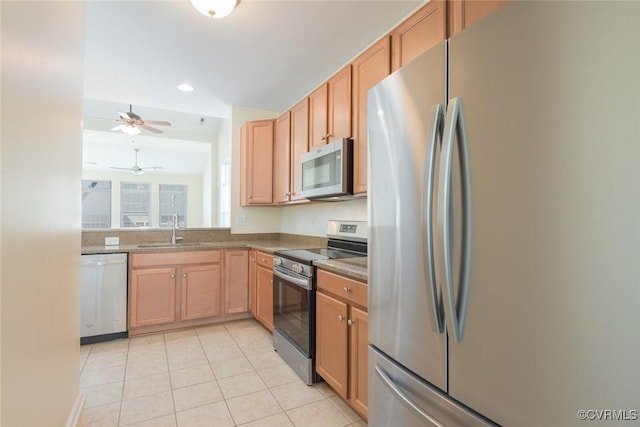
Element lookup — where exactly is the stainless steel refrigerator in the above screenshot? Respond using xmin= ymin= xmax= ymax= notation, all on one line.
xmin=367 ymin=2 xmax=640 ymax=426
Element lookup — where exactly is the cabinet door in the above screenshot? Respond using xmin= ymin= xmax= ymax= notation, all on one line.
xmin=130 ymin=267 xmax=176 ymax=328
xmin=448 ymin=0 xmax=510 ymax=37
xmin=244 ymin=119 xmax=274 ymax=205
xmin=224 ymin=250 xmax=249 ymax=314
xmin=274 ymin=111 xmax=292 ymax=204
xmin=316 ymin=291 xmax=348 ymax=399
xmin=181 ymin=264 xmax=222 ymax=320
xmin=349 ymin=306 xmax=369 ymax=419
xmin=255 ymin=265 xmax=273 ymax=332
xmin=248 ymin=250 xmax=257 ymax=315
xmin=352 ymin=37 xmax=390 ymax=195
xmin=391 ymin=0 xmax=446 ymax=71
xmin=309 ymin=84 xmax=328 ymax=149
xmin=328 ymin=65 xmax=352 ymax=141
xmin=290 ymin=98 xmax=309 ymax=201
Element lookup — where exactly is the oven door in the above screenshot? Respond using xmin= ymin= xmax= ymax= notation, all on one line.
xmin=272 ymin=265 xmax=314 ymax=357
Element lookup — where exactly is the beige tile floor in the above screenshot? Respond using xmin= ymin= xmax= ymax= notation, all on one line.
xmin=79 ymin=319 xmax=367 ymax=427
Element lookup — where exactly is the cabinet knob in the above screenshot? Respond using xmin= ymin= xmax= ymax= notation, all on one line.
xmin=183 ymin=274 xmax=187 ymax=278
xmin=326 ymin=133 xmax=332 ymax=139
xmin=171 ymin=274 xmax=175 ymax=278
xmin=320 ymin=135 xmax=327 ymax=141
xmin=248 ymin=195 xmax=252 ymax=199
xmin=343 ymin=287 xmax=351 ymax=293
xmin=338 ymin=315 xmax=345 ymax=321
xmin=348 ymin=319 xmax=355 ymax=326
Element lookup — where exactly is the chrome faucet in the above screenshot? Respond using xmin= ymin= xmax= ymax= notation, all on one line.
xmin=171 ymin=213 xmax=182 ymax=244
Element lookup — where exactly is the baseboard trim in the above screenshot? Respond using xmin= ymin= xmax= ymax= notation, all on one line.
xmin=66 ymin=393 xmax=85 ymax=427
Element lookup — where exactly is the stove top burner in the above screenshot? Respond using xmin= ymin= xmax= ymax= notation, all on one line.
xmin=275 ymin=247 xmax=366 ymax=265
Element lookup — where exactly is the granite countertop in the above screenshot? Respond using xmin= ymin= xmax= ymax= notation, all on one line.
xmin=81 ymin=239 xmax=316 ymax=255
xmin=314 ymin=257 xmax=368 ymax=282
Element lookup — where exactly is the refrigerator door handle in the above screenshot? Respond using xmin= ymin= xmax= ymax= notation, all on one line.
xmin=424 ymin=103 xmax=445 ymax=334
xmin=375 ymin=365 xmax=446 ymax=427
xmin=438 ymin=97 xmax=472 ymax=343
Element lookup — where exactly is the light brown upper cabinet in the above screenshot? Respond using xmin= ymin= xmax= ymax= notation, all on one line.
xmin=351 ymin=37 xmax=391 ymax=195
xmin=290 ymin=98 xmax=309 ymax=202
xmin=274 ymin=99 xmax=309 ymax=204
xmin=240 ymin=119 xmax=275 ymax=205
xmin=309 ymin=65 xmax=352 ymax=149
xmin=274 ymin=111 xmax=292 ymax=204
xmin=309 ymin=84 xmax=328 ymax=149
xmin=447 ymin=0 xmax=510 ymax=37
xmin=391 ymin=0 xmax=446 ymax=72
xmin=328 ymin=65 xmax=352 ymax=143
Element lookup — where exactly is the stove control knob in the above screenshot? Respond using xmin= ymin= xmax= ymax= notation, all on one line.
xmin=292 ymin=264 xmax=304 ymax=275
xmin=273 ymin=257 xmax=282 ymax=267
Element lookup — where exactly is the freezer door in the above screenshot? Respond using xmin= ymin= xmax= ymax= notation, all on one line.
xmin=367 ymin=42 xmax=447 ymax=391
xmin=447 ymin=2 xmax=640 ymax=425
xmin=369 ymin=346 xmax=495 ymax=427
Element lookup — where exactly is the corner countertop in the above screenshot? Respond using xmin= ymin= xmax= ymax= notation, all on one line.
xmin=314 ymin=257 xmax=368 ymax=282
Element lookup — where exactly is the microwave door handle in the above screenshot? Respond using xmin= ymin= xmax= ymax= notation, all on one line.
xmin=423 ymin=103 xmax=445 ymax=334
xmin=438 ymin=97 xmax=472 ymax=343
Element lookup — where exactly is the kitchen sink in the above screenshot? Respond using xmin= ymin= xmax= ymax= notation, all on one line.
xmin=136 ymin=242 xmax=210 ymax=248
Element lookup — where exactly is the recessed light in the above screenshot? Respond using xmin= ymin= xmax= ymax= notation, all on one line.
xmin=177 ymin=83 xmax=194 ymax=92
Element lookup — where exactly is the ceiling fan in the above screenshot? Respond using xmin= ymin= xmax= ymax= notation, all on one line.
xmin=110 ymin=148 xmax=163 ymax=175
xmin=111 ymin=104 xmax=171 ymax=135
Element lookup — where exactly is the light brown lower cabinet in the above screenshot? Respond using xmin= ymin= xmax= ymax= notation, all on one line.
xmin=248 ymin=250 xmax=273 ymax=332
xmin=248 ymin=250 xmax=258 ymax=315
xmin=130 ymin=267 xmax=177 ymax=327
xmin=180 ymin=264 xmax=222 ymax=321
xmin=315 ymin=269 xmax=368 ymax=420
xmin=255 ymin=254 xmax=274 ymax=332
xmin=129 ymin=249 xmax=249 ymax=334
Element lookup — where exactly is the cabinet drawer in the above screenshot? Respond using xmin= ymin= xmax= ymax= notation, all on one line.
xmin=131 ymin=250 xmax=221 ymax=268
xmin=256 ymin=251 xmax=273 ymax=269
xmin=317 ymin=269 xmax=367 ymax=309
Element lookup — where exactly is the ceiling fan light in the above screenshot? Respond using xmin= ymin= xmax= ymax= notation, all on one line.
xmin=190 ymin=0 xmax=238 ymax=19
xmin=122 ymin=125 xmax=141 ymax=135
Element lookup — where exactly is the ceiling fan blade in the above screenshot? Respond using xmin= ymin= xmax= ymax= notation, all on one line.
xmin=118 ymin=111 xmax=130 ymax=120
xmin=141 ymin=166 xmax=163 ymax=171
xmin=109 ymin=167 xmax=132 ymax=171
xmin=140 ymin=124 xmax=163 ymax=134
xmin=144 ymin=120 xmax=171 ymax=126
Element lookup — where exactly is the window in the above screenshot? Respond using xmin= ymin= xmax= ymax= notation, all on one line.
xmin=120 ymin=182 xmax=151 ymax=227
xmin=159 ymin=184 xmax=187 ymax=228
xmin=82 ymin=180 xmax=111 ymax=228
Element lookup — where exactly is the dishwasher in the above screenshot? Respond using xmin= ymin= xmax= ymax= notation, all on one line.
xmin=80 ymin=253 xmax=128 ymax=344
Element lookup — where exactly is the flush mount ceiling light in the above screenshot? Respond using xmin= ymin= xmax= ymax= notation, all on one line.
xmin=177 ymin=83 xmax=194 ymax=92
xmin=190 ymin=0 xmax=239 ymax=19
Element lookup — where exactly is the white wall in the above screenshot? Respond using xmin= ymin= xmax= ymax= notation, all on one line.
xmin=83 ymin=170 xmax=204 ymax=228
xmin=1 ymin=2 xmax=85 ymax=425
xmin=230 ymin=105 xmax=282 ymax=234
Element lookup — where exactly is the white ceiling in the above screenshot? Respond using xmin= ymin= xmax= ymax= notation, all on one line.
xmin=82 ymin=0 xmax=424 ymax=174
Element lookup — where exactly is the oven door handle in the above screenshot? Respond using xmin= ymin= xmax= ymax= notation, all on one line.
xmin=273 ymin=267 xmax=313 ymax=291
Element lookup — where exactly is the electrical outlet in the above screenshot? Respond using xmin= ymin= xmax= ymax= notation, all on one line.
xmin=235 ymin=215 xmax=246 ymax=226
xmin=105 ymin=237 xmax=119 ymax=246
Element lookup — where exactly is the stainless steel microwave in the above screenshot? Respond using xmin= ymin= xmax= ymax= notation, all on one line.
xmin=300 ymin=138 xmax=353 ymax=200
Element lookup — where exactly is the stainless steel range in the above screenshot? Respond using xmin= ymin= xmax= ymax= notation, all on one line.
xmin=272 ymin=220 xmax=367 ymax=385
